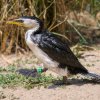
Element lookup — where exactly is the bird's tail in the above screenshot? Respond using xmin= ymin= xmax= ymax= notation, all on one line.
xmin=82 ymin=72 xmax=100 ymax=82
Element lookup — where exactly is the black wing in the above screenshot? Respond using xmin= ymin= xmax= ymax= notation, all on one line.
xmin=31 ymin=31 xmax=88 ymax=74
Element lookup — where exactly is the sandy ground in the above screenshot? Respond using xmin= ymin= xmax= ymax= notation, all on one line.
xmin=0 ymin=47 xmax=100 ymax=100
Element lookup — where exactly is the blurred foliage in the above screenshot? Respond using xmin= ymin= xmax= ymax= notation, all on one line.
xmin=0 ymin=0 xmax=100 ymax=54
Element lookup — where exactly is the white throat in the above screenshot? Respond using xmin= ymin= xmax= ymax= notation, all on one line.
xmin=25 ymin=24 xmax=40 ymax=40
xmin=27 ymin=24 xmax=40 ymax=34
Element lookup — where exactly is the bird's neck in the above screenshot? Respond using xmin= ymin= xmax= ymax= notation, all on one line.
xmin=26 ymin=24 xmax=43 ymax=35
xmin=25 ymin=26 xmax=43 ymax=41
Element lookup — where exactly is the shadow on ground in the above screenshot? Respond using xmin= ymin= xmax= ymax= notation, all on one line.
xmin=48 ymin=78 xmax=100 ymax=89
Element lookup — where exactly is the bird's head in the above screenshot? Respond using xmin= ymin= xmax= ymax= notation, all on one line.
xmin=7 ymin=16 xmax=43 ymax=31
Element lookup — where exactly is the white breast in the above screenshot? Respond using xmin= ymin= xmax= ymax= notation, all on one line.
xmin=25 ymin=31 xmax=59 ymax=68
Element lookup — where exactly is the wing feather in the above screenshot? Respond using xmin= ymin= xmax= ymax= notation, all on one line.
xmin=31 ymin=31 xmax=88 ymax=74
xmin=39 ymin=32 xmax=80 ymax=66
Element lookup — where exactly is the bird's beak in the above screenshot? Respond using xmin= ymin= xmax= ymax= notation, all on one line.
xmin=6 ymin=19 xmax=25 ymax=27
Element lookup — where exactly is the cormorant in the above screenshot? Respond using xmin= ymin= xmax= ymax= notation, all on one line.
xmin=7 ymin=16 xmax=100 ymax=84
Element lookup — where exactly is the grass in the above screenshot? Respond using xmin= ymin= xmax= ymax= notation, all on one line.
xmin=0 ymin=65 xmax=99 ymax=90
xmin=0 ymin=66 xmax=57 ymax=89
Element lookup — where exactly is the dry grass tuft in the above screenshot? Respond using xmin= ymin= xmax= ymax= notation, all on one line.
xmin=0 ymin=0 xmax=100 ymax=54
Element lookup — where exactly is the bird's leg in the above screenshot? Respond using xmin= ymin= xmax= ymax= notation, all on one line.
xmin=63 ymin=76 xmax=67 ymax=84
xmin=62 ymin=76 xmax=70 ymax=85
xmin=53 ymin=76 xmax=70 ymax=85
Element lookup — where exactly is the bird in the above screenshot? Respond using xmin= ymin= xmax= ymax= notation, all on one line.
xmin=7 ymin=16 xmax=100 ymax=84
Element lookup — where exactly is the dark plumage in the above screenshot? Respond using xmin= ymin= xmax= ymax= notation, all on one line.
xmin=31 ymin=30 xmax=88 ymax=75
